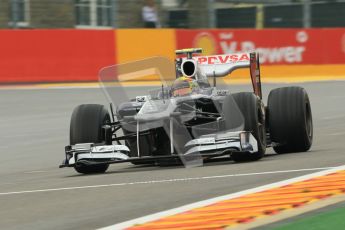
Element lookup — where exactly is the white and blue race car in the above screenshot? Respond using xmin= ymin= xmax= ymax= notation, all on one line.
xmin=60 ymin=48 xmax=313 ymax=174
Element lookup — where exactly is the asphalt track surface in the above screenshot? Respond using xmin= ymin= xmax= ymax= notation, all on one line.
xmin=1 ymin=81 xmax=345 ymax=230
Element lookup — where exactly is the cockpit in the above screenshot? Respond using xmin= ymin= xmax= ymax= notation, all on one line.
xmin=171 ymin=77 xmax=200 ymax=97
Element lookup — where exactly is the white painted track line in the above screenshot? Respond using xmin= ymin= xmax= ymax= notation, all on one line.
xmin=0 ymin=167 xmax=336 ymax=196
xmin=98 ymin=165 xmax=345 ymax=230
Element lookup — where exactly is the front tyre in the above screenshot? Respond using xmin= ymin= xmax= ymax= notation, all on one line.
xmin=70 ymin=104 xmax=110 ymax=174
xmin=268 ymin=87 xmax=313 ymax=154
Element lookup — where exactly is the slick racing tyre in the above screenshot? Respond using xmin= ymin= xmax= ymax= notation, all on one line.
xmin=223 ymin=93 xmax=266 ymax=162
xmin=70 ymin=104 xmax=110 ymax=174
xmin=268 ymin=87 xmax=313 ymax=154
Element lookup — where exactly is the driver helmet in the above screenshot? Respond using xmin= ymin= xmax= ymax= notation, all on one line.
xmin=171 ymin=76 xmax=199 ymax=97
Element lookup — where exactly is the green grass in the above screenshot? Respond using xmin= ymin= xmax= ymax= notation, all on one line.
xmin=272 ymin=205 xmax=345 ymax=230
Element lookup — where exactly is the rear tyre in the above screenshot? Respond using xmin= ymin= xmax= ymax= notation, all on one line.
xmin=224 ymin=93 xmax=266 ymax=162
xmin=70 ymin=104 xmax=110 ymax=174
xmin=268 ymin=87 xmax=313 ymax=154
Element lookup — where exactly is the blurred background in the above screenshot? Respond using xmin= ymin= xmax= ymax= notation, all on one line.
xmin=2 ymin=0 xmax=345 ymax=29
xmin=0 ymin=0 xmax=345 ymax=84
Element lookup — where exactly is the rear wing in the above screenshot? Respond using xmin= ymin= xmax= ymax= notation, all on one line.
xmin=180 ymin=52 xmax=262 ymax=99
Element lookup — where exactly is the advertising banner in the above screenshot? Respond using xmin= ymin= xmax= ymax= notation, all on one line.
xmin=0 ymin=30 xmax=115 ymax=83
xmin=0 ymin=28 xmax=344 ymax=83
xmin=176 ymin=29 xmax=345 ymax=65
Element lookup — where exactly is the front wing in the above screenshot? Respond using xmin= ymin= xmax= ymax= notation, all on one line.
xmin=59 ymin=131 xmax=258 ymax=168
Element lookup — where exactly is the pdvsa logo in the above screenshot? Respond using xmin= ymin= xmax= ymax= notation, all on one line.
xmin=197 ymin=53 xmax=250 ymax=65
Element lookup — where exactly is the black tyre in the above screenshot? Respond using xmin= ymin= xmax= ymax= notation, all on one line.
xmin=224 ymin=93 xmax=266 ymax=162
xmin=70 ymin=104 xmax=110 ymax=174
xmin=268 ymin=87 xmax=313 ymax=154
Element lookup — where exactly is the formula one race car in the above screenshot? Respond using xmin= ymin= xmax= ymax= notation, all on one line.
xmin=60 ymin=48 xmax=313 ymax=174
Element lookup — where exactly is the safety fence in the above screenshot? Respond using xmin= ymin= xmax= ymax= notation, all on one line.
xmin=4 ymin=1 xmax=345 ymax=29
xmin=0 ymin=28 xmax=345 ymax=83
